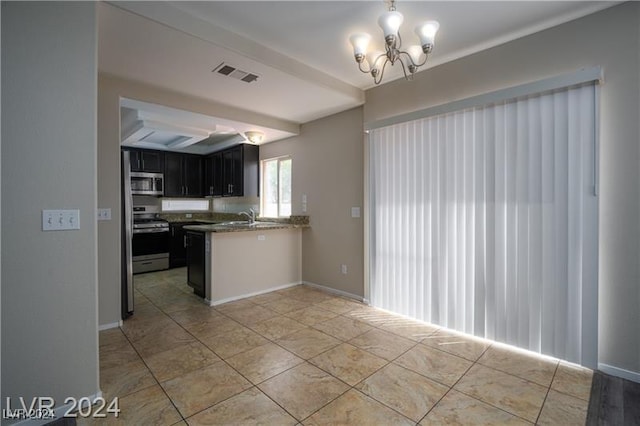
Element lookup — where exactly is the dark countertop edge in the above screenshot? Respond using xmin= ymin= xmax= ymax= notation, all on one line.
xmin=183 ymin=223 xmax=309 ymax=233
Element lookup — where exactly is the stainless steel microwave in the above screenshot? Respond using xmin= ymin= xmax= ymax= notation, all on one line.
xmin=131 ymin=172 xmax=163 ymax=196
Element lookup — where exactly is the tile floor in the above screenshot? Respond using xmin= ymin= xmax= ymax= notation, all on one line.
xmin=89 ymin=268 xmax=593 ymax=425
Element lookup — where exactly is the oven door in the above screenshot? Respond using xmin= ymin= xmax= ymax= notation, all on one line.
xmin=132 ymin=228 xmax=170 ymax=273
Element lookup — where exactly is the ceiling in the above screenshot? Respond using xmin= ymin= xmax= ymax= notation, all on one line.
xmin=99 ymin=1 xmax=615 ymax=149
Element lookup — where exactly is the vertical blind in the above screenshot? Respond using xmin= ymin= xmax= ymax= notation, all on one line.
xmin=369 ymin=83 xmax=598 ymax=366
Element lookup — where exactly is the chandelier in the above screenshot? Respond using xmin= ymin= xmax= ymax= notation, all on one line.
xmin=349 ymin=0 xmax=439 ymax=85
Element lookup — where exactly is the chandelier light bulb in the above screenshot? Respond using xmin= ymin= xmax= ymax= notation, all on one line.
xmin=349 ymin=33 xmax=371 ymax=58
xmin=406 ymin=45 xmax=423 ymax=65
xmin=415 ymin=21 xmax=440 ymax=49
xmin=378 ymin=11 xmax=404 ymax=41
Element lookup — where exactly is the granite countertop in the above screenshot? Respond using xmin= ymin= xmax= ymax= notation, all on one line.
xmin=161 ymin=213 xmax=310 ymax=226
xmin=183 ymin=221 xmax=309 ymax=233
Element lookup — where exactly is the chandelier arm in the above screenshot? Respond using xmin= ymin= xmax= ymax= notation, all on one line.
xmin=375 ymin=57 xmax=390 ymax=85
xmin=357 ymin=60 xmax=372 ymax=74
xmin=398 ymin=56 xmax=411 ymax=80
xmin=399 ymin=50 xmax=428 ymax=68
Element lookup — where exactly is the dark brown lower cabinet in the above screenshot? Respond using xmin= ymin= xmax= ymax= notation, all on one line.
xmin=186 ymin=231 xmax=206 ymax=298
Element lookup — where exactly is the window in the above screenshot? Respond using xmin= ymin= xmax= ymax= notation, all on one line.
xmin=161 ymin=199 xmax=210 ymax=212
xmin=261 ymin=156 xmax=292 ymax=217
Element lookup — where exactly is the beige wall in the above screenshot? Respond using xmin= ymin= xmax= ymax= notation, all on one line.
xmin=210 ymin=228 xmax=302 ymax=303
xmin=365 ymin=3 xmax=640 ymax=377
xmin=98 ymin=74 xmax=300 ymax=325
xmin=260 ymin=108 xmax=365 ymax=298
xmin=1 ymin=0 xmax=99 ymax=410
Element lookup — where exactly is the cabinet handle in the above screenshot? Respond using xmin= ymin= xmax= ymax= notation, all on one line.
xmin=210 ymin=186 xmax=213 ymax=195
xmin=184 ymin=235 xmax=187 ymax=248
xmin=186 ymin=186 xmax=189 ymax=195
xmin=230 ymin=184 xmax=234 ymax=194
xmin=141 ymin=159 xmax=145 ymax=170
xmin=172 ymin=228 xmax=175 ymax=237
xmin=181 ymin=186 xmax=185 ymax=195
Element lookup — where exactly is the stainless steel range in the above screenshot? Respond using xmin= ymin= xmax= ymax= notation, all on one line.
xmin=132 ymin=205 xmax=170 ymax=274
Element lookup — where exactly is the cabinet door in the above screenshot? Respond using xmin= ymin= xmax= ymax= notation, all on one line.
xmin=229 ymin=146 xmax=244 ymax=196
xmin=222 ymin=149 xmax=235 ymax=196
xmin=140 ymin=150 xmax=164 ymax=173
xmin=242 ymin=144 xmax=260 ymax=197
xmin=204 ymin=157 xmax=214 ymax=196
xmin=186 ymin=231 xmax=206 ymax=297
xmin=164 ymin=153 xmax=184 ymax=197
xmin=169 ymin=224 xmax=187 ymax=268
xmin=212 ymin=152 xmax=223 ymax=196
xmin=129 ymin=150 xmax=142 ymax=171
xmin=183 ymin=155 xmax=203 ymax=197
xmin=204 ymin=154 xmax=223 ymax=197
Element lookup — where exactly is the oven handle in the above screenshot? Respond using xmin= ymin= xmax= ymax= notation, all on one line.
xmin=133 ymin=228 xmax=170 ymax=234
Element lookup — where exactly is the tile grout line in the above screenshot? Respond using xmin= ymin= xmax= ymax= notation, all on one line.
xmin=534 ymin=361 xmax=561 ymax=425
xmin=120 ymin=271 xmax=573 ymax=425
xmin=413 ymin=340 xmax=494 ymax=424
xmin=120 ymin=292 xmax=193 ymax=422
xmin=157 ymin=287 xmax=361 ymax=422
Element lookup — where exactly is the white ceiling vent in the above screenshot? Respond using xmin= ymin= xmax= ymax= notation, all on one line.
xmin=214 ymin=63 xmax=259 ymax=83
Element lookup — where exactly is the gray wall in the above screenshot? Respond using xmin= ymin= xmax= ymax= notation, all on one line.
xmin=365 ymin=3 xmax=640 ymax=377
xmin=260 ymin=108 xmax=365 ymax=298
xmin=1 ymin=0 xmax=99 ymax=410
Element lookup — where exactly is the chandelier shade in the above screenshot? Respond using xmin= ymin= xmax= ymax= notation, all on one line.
xmin=349 ymin=0 xmax=439 ymax=85
xmin=349 ymin=33 xmax=371 ymax=57
xmin=378 ymin=11 xmax=403 ymax=40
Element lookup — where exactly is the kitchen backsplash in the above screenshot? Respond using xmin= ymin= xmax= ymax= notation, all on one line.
xmin=212 ymin=196 xmax=259 ymax=214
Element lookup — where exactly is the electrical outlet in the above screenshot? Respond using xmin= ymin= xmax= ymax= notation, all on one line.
xmin=97 ymin=208 xmax=111 ymax=221
xmin=186 ymin=213 xmax=193 ymax=218
xmin=351 ymin=207 xmax=361 ymax=218
xmin=43 ymin=209 xmax=80 ymax=231
xmin=341 ymin=264 xmax=348 ymax=274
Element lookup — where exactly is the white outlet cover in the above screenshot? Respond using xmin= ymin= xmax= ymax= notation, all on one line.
xmin=351 ymin=207 xmax=361 ymax=218
xmin=97 ymin=208 xmax=111 ymax=221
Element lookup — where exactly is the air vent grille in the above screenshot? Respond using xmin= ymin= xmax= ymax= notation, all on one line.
xmin=213 ymin=63 xmax=259 ymax=83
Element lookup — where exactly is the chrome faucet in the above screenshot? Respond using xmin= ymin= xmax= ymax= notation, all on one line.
xmin=239 ymin=208 xmax=256 ymax=224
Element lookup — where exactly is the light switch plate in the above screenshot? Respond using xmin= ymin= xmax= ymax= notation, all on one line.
xmin=43 ymin=209 xmax=80 ymax=231
xmin=351 ymin=207 xmax=361 ymax=218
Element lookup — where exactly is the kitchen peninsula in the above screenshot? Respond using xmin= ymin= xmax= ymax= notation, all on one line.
xmin=183 ymin=220 xmax=308 ymax=305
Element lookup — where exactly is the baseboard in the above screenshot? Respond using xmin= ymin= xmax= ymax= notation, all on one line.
xmin=598 ymin=363 xmax=640 ymax=384
xmin=10 ymin=390 xmax=103 ymax=425
xmin=302 ymin=281 xmax=366 ymax=303
xmin=98 ymin=321 xmax=121 ymax=331
xmin=207 ymin=282 xmax=302 ymax=306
